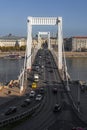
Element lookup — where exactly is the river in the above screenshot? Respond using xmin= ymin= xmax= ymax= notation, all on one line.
xmin=0 ymin=57 xmax=87 ymax=83
xmin=0 ymin=58 xmax=24 ymax=83
xmin=66 ymin=57 xmax=87 ymax=81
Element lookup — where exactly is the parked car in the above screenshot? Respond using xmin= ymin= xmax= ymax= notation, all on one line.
xmin=53 ymin=104 xmax=62 ymax=112
xmin=5 ymin=106 xmax=17 ymax=115
xmin=21 ymin=99 xmax=31 ymax=107
xmin=35 ymin=94 xmax=42 ymax=101
xmin=30 ymin=91 xmax=35 ymax=98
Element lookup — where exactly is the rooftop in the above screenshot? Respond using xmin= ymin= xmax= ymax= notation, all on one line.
xmin=72 ymin=36 xmax=87 ymax=39
xmin=0 ymin=34 xmax=26 ymax=40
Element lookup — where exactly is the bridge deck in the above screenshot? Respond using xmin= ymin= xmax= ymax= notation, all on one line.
xmin=0 ymin=49 xmax=87 ymax=129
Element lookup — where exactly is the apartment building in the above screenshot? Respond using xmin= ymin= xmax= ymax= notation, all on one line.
xmin=0 ymin=35 xmax=26 ymax=47
xmin=64 ymin=36 xmax=87 ymax=51
xmin=0 ymin=34 xmax=58 ymax=48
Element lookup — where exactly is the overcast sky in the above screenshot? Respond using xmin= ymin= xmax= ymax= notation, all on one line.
xmin=0 ymin=0 xmax=87 ymax=37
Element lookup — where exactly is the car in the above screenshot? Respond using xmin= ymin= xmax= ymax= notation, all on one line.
xmin=35 ymin=94 xmax=42 ymax=101
xmin=35 ymin=66 xmax=40 ymax=71
xmin=39 ymin=87 xmax=45 ymax=94
xmin=21 ymin=98 xmax=31 ymax=107
xmin=30 ymin=91 xmax=35 ymax=98
xmin=24 ymin=98 xmax=31 ymax=103
xmin=5 ymin=106 xmax=17 ymax=115
xmin=41 ymin=65 xmax=44 ymax=69
xmin=34 ymin=74 xmax=39 ymax=82
xmin=53 ymin=104 xmax=62 ymax=112
xmin=52 ymin=87 xmax=58 ymax=93
xmin=80 ymin=85 xmax=85 ymax=92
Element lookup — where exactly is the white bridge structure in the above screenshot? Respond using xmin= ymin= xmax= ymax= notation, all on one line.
xmin=38 ymin=32 xmax=50 ymax=49
xmin=19 ymin=16 xmax=64 ymax=93
xmin=27 ymin=16 xmax=63 ymax=70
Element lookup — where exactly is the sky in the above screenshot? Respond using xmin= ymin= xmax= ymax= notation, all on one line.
xmin=0 ymin=0 xmax=87 ymax=37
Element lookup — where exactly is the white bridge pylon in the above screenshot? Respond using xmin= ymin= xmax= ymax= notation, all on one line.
xmin=38 ymin=32 xmax=50 ymax=49
xmin=27 ymin=16 xmax=63 ymax=70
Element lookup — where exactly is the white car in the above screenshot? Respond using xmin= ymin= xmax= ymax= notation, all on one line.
xmin=30 ymin=91 xmax=35 ymax=98
xmin=41 ymin=65 xmax=44 ymax=69
xmin=35 ymin=94 xmax=42 ymax=101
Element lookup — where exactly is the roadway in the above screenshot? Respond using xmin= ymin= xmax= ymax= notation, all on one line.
xmin=0 ymin=91 xmax=41 ymax=120
xmin=12 ymin=49 xmax=62 ymax=130
xmin=12 ymin=49 xmax=87 ymax=130
xmin=0 ymin=49 xmax=86 ymax=129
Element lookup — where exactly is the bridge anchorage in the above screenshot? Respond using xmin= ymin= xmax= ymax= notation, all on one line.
xmin=19 ymin=16 xmax=69 ymax=93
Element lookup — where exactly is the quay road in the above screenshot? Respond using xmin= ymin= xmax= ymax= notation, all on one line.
xmin=10 ymin=49 xmax=87 ymax=130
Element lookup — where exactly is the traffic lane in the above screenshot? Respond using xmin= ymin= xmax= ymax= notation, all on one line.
xmin=0 ymin=92 xmax=36 ymax=112
xmin=46 ymin=55 xmax=62 ymax=105
xmin=12 ymin=49 xmax=87 ymax=130
xmin=12 ymin=63 xmax=61 ymax=129
xmin=32 ymin=65 xmax=59 ymax=129
xmin=34 ymin=91 xmax=62 ymax=130
xmin=0 ymin=95 xmax=42 ymax=120
xmin=48 ymin=104 xmax=86 ymax=130
xmin=12 ymin=49 xmax=62 ymax=130
xmin=32 ymin=49 xmax=63 ymax=129
xmin=12 ymin=85 xmax=59 ymax=130
xmin=0 ymin=96 xmax=26 ymax=115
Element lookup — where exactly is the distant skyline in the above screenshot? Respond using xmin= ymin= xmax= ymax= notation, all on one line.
xmin=0 ymin=0 xmax=87 ymax=37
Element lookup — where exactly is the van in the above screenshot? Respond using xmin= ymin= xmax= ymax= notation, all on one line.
xmin=34 ymin=74 xmax=39 ymax=82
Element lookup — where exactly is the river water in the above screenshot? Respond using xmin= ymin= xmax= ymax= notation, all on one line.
xmin=66 ymin=57 xmax=87 ymax=81
xmin=0 ymin=57 xmax=87 ymax=83
xmin=0 ymin=58 xmax=24 ymax=83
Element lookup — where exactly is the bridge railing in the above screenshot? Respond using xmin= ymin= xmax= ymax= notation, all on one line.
xmin=50 ymin=49 xmax=71 ymax=81
xmin=18 ymin=46 xmax=38 ymax=93
xmin=0 ymin=103 xmax=41 ymax=128
xmin=31 ymin=46 xmax=38 ymax=65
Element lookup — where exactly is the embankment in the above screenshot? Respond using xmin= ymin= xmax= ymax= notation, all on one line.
xmin=63 ymin=52 xmax=87 ymax=57
xmin=0 ymin=51 xmax=87 ymax=58
xmin=0 ymin=51 xmax=25 ymax=58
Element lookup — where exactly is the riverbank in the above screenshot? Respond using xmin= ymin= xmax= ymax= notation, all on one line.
xmin=0 ymin=51 xmax=25 ymax=58
xmin=0 ymin=51 xmax=87 ymax=58
xmin=64 ymin=52 xmax=87 ymax=57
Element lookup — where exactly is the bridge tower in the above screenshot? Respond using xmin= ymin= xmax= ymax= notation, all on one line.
xmin=26 ymin=16 xmax=63 ymax=70
xmin=38 ymin=32 xmax=50 ymax=49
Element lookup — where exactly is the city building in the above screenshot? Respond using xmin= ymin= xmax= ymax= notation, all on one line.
xmin=64 ymin=36 xmax=87 ymax=51
xmin=32 ymin=37 xmax=57 ymax=48
xmin=0 ymin=34 xmax=26 ymax=47
xmin=0 ymin=34 xmax=58 ymax=48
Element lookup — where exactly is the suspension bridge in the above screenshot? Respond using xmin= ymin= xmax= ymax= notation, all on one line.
xmin=0 ymin=16 xmax=87 ymax=130
xmin=18 ymin=16 xmax=69 ymax=94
